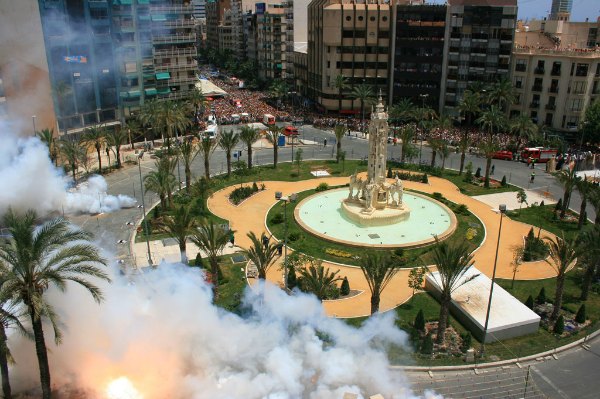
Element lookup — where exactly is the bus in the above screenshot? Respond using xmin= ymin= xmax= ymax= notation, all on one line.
xmin=520 ymin=147 xmax=557 ymax=163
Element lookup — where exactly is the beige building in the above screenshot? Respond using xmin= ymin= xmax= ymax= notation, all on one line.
xmin=510 ymin=20 xmax=600 ymax=133
xmin=0 ymin=0 xmax=56 ymax=136
xmin=305 ymin=0 xmax=393 ymax=113
xmin=255 ymin=1 xmax=294 ymax=81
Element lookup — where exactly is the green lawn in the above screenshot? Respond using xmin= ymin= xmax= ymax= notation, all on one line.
xmin=266 ymin=188 xmax=484 ymax=267
xmin=505 ymin=204 xmax=593 ymax=241
xmin=191 ymin=253 xmax=248 ymax=313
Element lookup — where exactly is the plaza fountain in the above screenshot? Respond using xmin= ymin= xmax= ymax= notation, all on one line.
xmin=294 ymin=95 xmax=457 ymax=248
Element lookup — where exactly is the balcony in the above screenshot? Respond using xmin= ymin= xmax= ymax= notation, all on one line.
xmin=551 ymin=69 xmax=561 ymax=76
xmin=529 ymin=102 xmax=540 ymax=108
xmin=548 ymin=86 xmax=559 ymax=93
xmin=153 ymin=34 xmax=195 ymax=44
xmin=545 ymin=104 xmax=556 ymax=110
xmin=515 ymin=64 xmax=526 ymax=72
xmin=532 ymin=85 xmax=543 ymax=92
xmin=534 ymin=67 xmax=545 ymax=75
xmin=153 ymin=47 xmax=197 ymax=57
xmin=155 ymin=61 xmax=197 ymax=72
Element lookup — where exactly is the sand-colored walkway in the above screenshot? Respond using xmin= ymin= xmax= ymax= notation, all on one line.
xmin=207 ymin=173 xmax=559 ymax=317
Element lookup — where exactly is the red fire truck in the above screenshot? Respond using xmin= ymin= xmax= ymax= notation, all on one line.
xmin=520 ymin=147 xmax=558 ymax=163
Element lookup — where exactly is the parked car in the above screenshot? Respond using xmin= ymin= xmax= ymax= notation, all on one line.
xmin=492 ymin=150 xmax=514 ymax=161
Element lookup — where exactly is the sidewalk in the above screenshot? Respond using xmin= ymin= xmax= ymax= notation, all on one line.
xmin=132 ymin=239 xmax=240 ymax=269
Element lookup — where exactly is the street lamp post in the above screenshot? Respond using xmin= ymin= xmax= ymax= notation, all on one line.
xmin=138 ymin=152 xmax=153 ymax=266
xmin=418 ymin=94 xmax=429 ymax=166
xmin=480 ymin=203 xmax=507 ymax=356
xmin=32 ymin=115 xmax=37 ymax=137
xmin=277 ymin=194 xmax=290 ymax=288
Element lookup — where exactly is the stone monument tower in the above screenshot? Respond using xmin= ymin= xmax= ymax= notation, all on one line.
xmin=341 ymin=95 xmax=410 ymax=226
xmin=367 ymin=94 xmax=389 ymax=185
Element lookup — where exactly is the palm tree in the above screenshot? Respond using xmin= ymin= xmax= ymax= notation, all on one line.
xmin=239 ymin=125 xmax=260 ymax=169
xmin=138 ymin=99 xmax=161 ymax=142
xmin=333 ymin=74 xmax=349 ymax=112
xmin=188 ymin=86 xmax=207 ymax=123
xmin=398 ymin=125 xmax=415 ymax=163
xmin=488 ymin=78 xmax=516 ymax=110
xmin=264 ymin=125 xmax=283 ymax=168
xmin=144 ymin=157 xmax=177 ymax=210
xmin=242 ymin=232 xmax=278 ymax=280
xmin=158 ymin=204 xmax=197 ymax=264
xmin=360 ymin=252 xmax=400 ymax=315
xmin=0 ymin=209 xmax=109 ymax=399
xmin=124 ymin=118 xmax=141 ymax=150
xmin=352 ymin=83 xmax=375 ymax=128
xmin=82 ymin=124 xmax=106 ymax=174
xmin=190 ymin=220 xmax=232 ymax=300
xmin=476 ymin=105 xmax=507 ymax=138
xmin=457 ymin=133 xmax=471 ymax=176
xmin=218 ymin=130 xmax=239 ymax=177
xmin=389 ymin=98 xmax=416 ymax=126
xmin=479 ymin=137 xmax=500 ymax=188
xmin=439 ymin=140 xmax=450 ymax=172
xmin=269 ymin=79 xmax=289 ymax=110
xmin=510 ymin=114 xmax=538 ymax=147
xmin=178 ymin=139 xmax=200 ymax=192
xmin=458 ymin=90 xmax=481 ymax=127
xmin=59 ymin=138 xmax=85 ymax=183
xmin=430 ymin=239 xmax=475 ymax=344
xmin=155 ymin=101 xmax=190 ymax=149
xmin=37 ymin=128 xmax=58 ymax=166
xmin=105 ymin=128 xmax=128 ymax=168
xmin=428 ymin=138 xmax=442 ymax=168
xmin=0 ymin=271 xmax=29 ymax=399
xmin=198 ymin=134 xmax=217 ymax=180
xmin=544 ymin=233 xmax=579 ymax=323
xmin=556 ymin=167 xmax=578 ymax=218
xmin=297 ymin=259 xmax=341 ymax=302
xmin=577 ymin=226 xmax=600 ymax=301
xmin=334 ymin=124 xmax=345 ymax=162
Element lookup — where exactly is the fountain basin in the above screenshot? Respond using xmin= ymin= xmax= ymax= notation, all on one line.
xmin=294 ymin=188 xmax=457 ymax=249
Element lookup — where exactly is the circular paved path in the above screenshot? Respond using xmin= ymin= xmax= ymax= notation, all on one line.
xmin=208 ymin=172 xmax=559 ymax=318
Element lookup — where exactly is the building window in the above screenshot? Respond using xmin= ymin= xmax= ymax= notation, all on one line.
xmin=514 ymin=76 xmax=523 ymax=89
xmin=551 ymin=61 xmax=561 ymax=76
xmin=573 ymin=81 xmax=586 ymax=94
xmin=515 ymin=59 xmax=526 ymax=72
xmin=576 ymin=63 xmax=589 ymax=77
xmin=571 ymin=98 xmax=583 ymax=111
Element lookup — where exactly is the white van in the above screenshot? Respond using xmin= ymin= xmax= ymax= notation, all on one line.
xmin=203 ymin=124 xmax=218 ymax=139
xmin=263 ymin=114 xmax=275 ymax=125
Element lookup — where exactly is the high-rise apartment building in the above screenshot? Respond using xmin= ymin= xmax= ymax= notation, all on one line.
xmin=391 ymin=3 xmax=446 ymax=109
xmin=439 ymin=0 xmax=517 ymax=114
xmin=549 ymin=0 xmax=572 ymax=21
xmin=254 ymin=1 xmax=294 ymax=81
xmin=305 ymin=0 xmax=393 ymax=113
xmin=192 ymin=0 xmax=206 ymax=19
xmin=510 ymin=20 xmax=600 ymax=133
xmin=36 ymin=0 xmax=197 ymax=134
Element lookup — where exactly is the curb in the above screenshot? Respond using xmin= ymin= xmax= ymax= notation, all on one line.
xmin=393 ymin=328 xmax=600 ymax=372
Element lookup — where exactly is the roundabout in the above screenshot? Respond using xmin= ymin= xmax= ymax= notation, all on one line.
xmin=294 ymin=187 xmax=457 ymax=248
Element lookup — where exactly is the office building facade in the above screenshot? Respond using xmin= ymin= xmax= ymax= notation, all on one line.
xmin=439 ymin=0 xmax=517 ymax=114
xmin=390 ymin=3 xmax=446 ymax=109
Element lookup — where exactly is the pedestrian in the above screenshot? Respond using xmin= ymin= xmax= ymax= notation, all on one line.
xmin=491 ymin=164 xmax=495 ymax=175
xmin=323 ymin=138 xmax=327 ymax=147
xmin=229 ymin=231 xmax=235 ymax=246
xmin=530 ymin=171 xmax=535 ymax=184
xmin=277 ymin=242 xmax=283 ymax=256
xmin=262 ymin=233 xmax=269 ymax=248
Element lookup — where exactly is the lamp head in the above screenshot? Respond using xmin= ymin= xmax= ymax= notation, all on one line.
xmin=499 ymin=204 xmax=507 ymax=213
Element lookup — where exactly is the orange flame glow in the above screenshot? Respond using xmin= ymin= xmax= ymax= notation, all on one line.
xmin=105 ymin=377 xmax=144 ymax=399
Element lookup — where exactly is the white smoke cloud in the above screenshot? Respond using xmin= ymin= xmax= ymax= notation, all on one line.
xmin=0 ymin=130 xmax=135 ymax=217
xmin=8 ymin=263 xmax=438 ymax=399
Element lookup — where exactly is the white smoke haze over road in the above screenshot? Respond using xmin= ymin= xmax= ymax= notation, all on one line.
xmin=8 ymin=263 xmax=440 ymax=399
xmin=0 ymin=129 xmax=135 ymax=217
